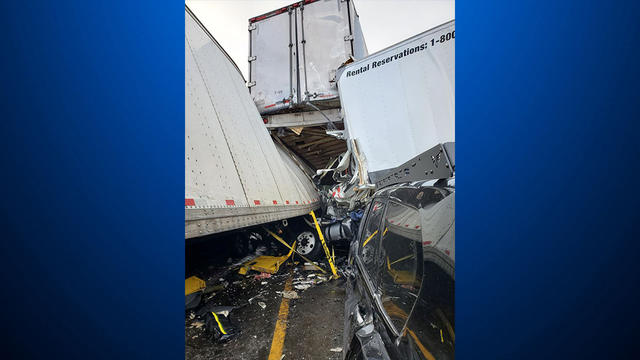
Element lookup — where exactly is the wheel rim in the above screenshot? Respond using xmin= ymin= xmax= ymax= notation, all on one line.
xmin=296 ymin=231 xmax=316 ymax=255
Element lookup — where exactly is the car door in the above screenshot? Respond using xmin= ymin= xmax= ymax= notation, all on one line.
xmin=378 ymin=189 xmax=455 ymax=360
xmin=376 ymin=200 xmax=423 ymax=359
xmin=344 ymin=197 xmax=389 ymax=359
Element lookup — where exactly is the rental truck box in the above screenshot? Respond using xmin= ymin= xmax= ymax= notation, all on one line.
xmin=337 ymin=20 xmax=455 ymax=184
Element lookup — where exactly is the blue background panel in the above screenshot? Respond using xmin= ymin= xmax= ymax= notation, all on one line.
xmin=0 ymin=1 xmax=183 ymax=358
xmin=458 ymin=1 xmax=640 ymax=359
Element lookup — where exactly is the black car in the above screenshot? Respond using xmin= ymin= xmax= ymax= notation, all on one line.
xmin=343 ymin=179 xmax=455 ymax=360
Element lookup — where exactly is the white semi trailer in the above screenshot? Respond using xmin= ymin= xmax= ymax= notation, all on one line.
xmin=185 ymin=6 xmax=321 ymax=240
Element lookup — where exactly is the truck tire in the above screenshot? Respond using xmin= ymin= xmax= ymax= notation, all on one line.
xmin=293 ymin=228 xmax=324 ymax=261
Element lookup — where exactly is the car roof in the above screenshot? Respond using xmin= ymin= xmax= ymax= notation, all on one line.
xmin=372 ymin=178 xmax=454 ymax=209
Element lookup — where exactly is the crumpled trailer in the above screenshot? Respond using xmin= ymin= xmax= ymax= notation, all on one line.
xmin=185 ymin=6 xmax=320 ymax=239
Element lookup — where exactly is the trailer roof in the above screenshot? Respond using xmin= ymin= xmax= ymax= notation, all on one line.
xmin=186 ymin=5 xmax=245 ymax=82
xmin=249 ymin=0 xmax=321 ymax=23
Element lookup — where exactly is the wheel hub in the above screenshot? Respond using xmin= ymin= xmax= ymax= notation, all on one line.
xmin=296 ymin=231 xmax=316 ymax=255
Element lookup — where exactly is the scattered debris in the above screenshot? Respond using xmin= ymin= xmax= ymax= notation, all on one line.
xmin=303 ymin=263 xmax=321 ymax=271
xmin=195 ymin=305 xmax=240 ymax=342
xmin=185 ymin=276 xmax=207 ymax=310
xmin=229 ymin=245 xmax=267 ymax=269
xmin=282 ymin=290 xmax=299 ymax=299
xmin=186 ymin=276 xmax=207 ymax=294
xmin=205 ymin=312 xmax=238 ymax=341
xmin=248 ymin=294 xmax=265 ymax=304
xmin=254 ymin=272 xmax=272 ymax=280
xmin=238 ymin=243 xmax=297 ymax=275
xmin=206 ymin=306 xmax=234 ymax=318
xmin=191 ymin=321 xmax=204 ymax=329
xmin=330 ymin=347 xmax=343 ymax=352
xmin=206 ymin=284 xmax=226 ymax=292
xmin=289 ymin=126 xmax=303 ymax=135
xmin=185 ymin=231 xmax=350 ymax=353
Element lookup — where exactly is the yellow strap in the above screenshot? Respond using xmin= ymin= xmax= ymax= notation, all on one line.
xmin=362 ymin=229 xmax=378 ymax=247
xmin=309 ymin=210 xmax=339 ymax=278
xmin=211 ymin=312 xmax=227 ymax=335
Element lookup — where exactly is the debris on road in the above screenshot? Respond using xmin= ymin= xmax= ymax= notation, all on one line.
xmin=255 ymin=272 xmax=272 ymax=280
xmin=238 ymin=242 xmax=297 ymax=275
xmin=205 ymin=283 xmax=226 ymax=292
xmin=330 ymin=347 xmax=343 ymax=352
xmin=185 ymin=227 xmax=350 ymax=357
xmin=191 ymin=321 xmax=204 ymax=329
xmin=185 ymin=276 xmax=207 ymax=310
xmin=192 ymin=305 xmax=240 ymax=342
xmin=282 ymin=290 xmax=299 ymax=299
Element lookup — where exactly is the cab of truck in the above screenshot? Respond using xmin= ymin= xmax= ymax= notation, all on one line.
xmin=343 ymin=178 xmax=455 ymax=360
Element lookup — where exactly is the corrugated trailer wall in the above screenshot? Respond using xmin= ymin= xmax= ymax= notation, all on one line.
xmin=185 ymin=7 xmax=320 ymax=239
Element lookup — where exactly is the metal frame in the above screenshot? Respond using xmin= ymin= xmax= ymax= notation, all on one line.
xmin=186 ymin=203 xmax=319 ymax=239
xmin=372 ymin=142 xmax=455 ymax=188
xmin=263 ymin=108 xmax=342 ymax=128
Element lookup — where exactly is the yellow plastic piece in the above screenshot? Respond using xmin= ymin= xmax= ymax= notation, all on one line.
xmin=309 ymin=210 xmax=339 ymax=278
xmin=238 ymin=241 xmax=296 ymax=275
xmin=185 ymin=276 xmax=206 ymax=296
